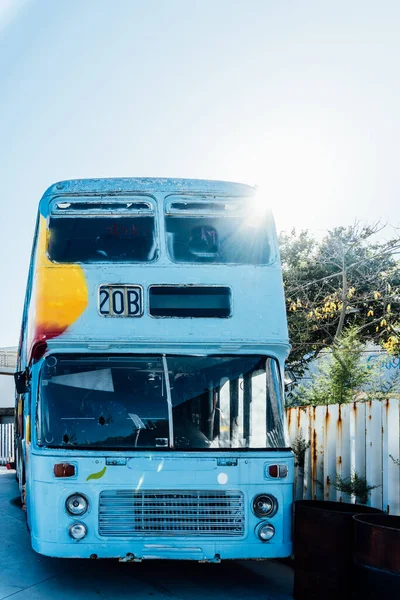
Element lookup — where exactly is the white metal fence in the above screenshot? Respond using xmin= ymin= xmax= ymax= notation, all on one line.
xmin=286 ymin=399 xmax=400 ymax=515
xmin=0 ymin=423 xmax=14 ymax=465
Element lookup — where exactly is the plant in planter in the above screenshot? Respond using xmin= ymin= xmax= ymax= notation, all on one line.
xmin=332 ymin=471 xmax=380 ymax=505
xmin=292 ymin=428 xmax=310 ymax=470
xmin=291 ymin=428 xmax=311 ymax=500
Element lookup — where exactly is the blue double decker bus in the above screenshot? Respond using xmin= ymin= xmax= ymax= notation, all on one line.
xmin=14 ymin=177 xmax=293 ymax=561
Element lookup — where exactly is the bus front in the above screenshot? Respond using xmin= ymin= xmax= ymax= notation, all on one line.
xmin=21 ymin=178 xmax=294 ymax=561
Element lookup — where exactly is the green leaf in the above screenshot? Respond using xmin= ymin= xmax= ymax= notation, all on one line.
xmin=86 ymin=466 xmax=107 ymax=481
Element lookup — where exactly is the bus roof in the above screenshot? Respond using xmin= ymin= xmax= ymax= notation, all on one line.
xmin=43 ymin=177 xmax=256 ymax=198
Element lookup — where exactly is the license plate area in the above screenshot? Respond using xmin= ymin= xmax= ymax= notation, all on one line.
xmin=98 ymin=285 xmax=143 ymax=317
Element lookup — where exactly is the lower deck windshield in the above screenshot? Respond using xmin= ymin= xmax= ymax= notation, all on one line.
xmin=37 ymin=355 xmax=286 ymax=450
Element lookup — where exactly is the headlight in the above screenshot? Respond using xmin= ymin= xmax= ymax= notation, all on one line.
xmin=252 ymin=494 xmax=278 ymax=518
xmin=68 ymin=522 xmax=87 ymax=540
xmin=257 ymin=522 xmax=275 ymax=542
xmin=66 ymin=493 xmax=89 ymax=516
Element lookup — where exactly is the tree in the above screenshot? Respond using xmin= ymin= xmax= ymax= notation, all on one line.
xmin=279 ymin=223 xmax=400 ymax=376
xmin=287 ymin=328 xmax=379 ymax=406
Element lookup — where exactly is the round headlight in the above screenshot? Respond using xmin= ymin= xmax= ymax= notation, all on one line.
xmin=257 ymin=522 xmax=275 ymax=542
xmin=252 ymin=494 xmax=278 ymax=518
xmin=68 ymin=522 xmax=87 ymax=540
xmin=66 ymin=493 xmax=88 ymax=516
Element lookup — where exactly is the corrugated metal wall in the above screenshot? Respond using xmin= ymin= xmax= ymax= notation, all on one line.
xmin=0 ymin=423 xmax=14 ymax=465
xmin=287 ymin=399 xmax=400 ymax=515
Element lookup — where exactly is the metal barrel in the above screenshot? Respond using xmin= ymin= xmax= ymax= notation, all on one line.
xmin=293 ymin=500 xmax=383 ymax=600
xmin=353 ymin=514 xmax=400 ymax=599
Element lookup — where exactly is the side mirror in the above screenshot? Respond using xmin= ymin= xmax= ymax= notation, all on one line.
xmin=14 ymin=370 xmax=30 ymax=394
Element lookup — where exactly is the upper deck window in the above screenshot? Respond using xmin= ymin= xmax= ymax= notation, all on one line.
xmin=48 ymin=199 xmax=157 ymax=263
xmin=165 ymin=196 xmax=273 ymax=265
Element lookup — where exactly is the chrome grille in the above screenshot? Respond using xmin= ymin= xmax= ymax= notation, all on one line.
xmin=98 ymin=490 xmax=245 ymax=537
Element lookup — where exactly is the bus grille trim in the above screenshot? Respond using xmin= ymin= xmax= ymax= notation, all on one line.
xmin=98 ymin=490 xmax=245 ymax=538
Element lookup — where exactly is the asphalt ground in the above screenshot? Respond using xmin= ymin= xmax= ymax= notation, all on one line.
xmin=0 ymin=467 xmax=294 ymax=600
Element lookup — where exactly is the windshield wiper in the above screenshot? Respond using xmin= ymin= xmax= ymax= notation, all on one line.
xmin=162 ymin=355 xmax=174 ymax=448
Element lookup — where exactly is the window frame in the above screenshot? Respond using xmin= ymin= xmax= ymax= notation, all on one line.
xmin=46 ymin=195 xmax=160 ymax=265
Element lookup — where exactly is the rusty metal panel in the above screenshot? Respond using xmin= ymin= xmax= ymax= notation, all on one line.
xmin=288 ymin=406 xmax=310 ymax=501
xmin=336 ymin=404 xmax=352 ymax=503
xmin=286 ymin=401 xmax=400 ymax=515
xmin=302 ymin=406 xmax=312 ymax=500
xmin=383 ymin=398 xmax=400 ymax=515
xmin=324 ymin=404 xmax=338 ymax=500
xmin=286 ymin=407 xmax=300 ymax=498
xmin=366 ymin=401 xmax=383 ymax=509
xmin=353 ymin=401 xmax=366 ymax=484
xmin=286 ymin=407 xmax=296 ymax=441
xmin=308 ymin=406 xmax=316 ymax=499
xmin=311 ymin=406 xmax=325 ymax=500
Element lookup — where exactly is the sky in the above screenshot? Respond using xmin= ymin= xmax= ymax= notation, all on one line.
xmin=1 ymin=0 xmax=400 ymax=349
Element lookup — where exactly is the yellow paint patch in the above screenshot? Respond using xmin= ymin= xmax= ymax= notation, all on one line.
xmin=34 ymin=215 xmax=88 ymax=337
